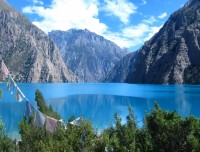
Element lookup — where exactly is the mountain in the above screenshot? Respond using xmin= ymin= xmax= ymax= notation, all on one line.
xmin=0 ymin=0 xmax=78 ymax=82
xmin=109 ymin=0 xmax=200 ymax=84
xmin=48 ymin=29 xmax=128 ymax=82
xmin=104 ymin=51 xmax=137 ymax=82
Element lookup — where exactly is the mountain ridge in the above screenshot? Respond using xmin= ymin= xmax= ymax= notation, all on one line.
xmin=0 ymin=0 xmax=79 ymax=82
xmin=49 ymin=29 xmax=128 ymax=82
xmin=107 ymin=0 xmax=200 ymax=84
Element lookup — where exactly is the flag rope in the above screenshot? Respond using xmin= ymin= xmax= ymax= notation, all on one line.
xmin=0 ymin=60 xmax=83 ymax=133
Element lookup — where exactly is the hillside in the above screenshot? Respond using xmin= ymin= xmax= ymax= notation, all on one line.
xmin=49 ymin=29 xmax=128 ymax=82
xmin=109 ymin=0 xmax=200 ymax=84
xmin=0 ymin=0 xmax=78 ymax=82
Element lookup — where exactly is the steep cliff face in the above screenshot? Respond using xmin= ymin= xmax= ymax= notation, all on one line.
xmin=114 ymin=0 xmax=200 ymax=84
xmin=49 ymin=29 xmax=128 ymax=82
xmin=104 ymin=52 xmax=137 ymax=82
xmin=0 ymin=0 xmax=78 ymax=82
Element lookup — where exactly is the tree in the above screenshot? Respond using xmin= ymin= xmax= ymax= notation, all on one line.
xmin=35 ymin=89 xmax=60 ymax=119
xmin=144 ymin=102 xmax=200 ymax=152
xmin=0 ymin=118 xmax=15 ymax=152
xmin=0 ymin=118 xmax=3 ymax=136
xmin=96 ymin=104 xmax=137 ymax=152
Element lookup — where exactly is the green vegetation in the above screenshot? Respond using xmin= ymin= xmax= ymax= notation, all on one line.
xmin=19 ymin=89 xmax=97 ymax=152
xmin=1 ymin=90 xmax=200 ymax=151
xmin=0 ymin=118 xmax=16 ymax=152
xmin=35 ymin=89 xmax=60 ymax=119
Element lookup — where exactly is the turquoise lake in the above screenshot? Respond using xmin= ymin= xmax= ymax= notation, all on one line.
xmin=0 ymin=83 xmax=200 ymax=139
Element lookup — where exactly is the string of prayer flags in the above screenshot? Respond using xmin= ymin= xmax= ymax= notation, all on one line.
xmin=7 ymin=75 xmax=16 ymax=94
xmin=1 ymin=60 xmax=9 ymax=80
xmin=69 ymin=117 xmax=83 ymax=126
xmin=45 ymin=116 xmax=58 ymax=133
xmin=24 ymin=100 xmax=35 ymax=121
xmin=34 ymin=110 xmax=46 ymax=128
xmin=7 ymin=75 xmax=11 ymax=91
xmin=15 ymin=87 xmax=25 ymax=102
xmin=58 ymin=119 xmax=67 ymax=130
xmin=2 ymin=60 xmax=70 ymax=133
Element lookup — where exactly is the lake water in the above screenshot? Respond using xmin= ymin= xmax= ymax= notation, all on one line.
xmin=0 ymin=83 xmax=200 ymax=139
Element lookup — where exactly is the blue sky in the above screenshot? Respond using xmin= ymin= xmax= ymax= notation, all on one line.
xmin=7 ymin=0 xmax=188 ymax=51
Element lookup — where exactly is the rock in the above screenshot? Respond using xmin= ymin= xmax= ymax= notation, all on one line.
xmin=49 ymin=29 xmax=128 ymax=82
xmin=104 ymin=51 xmax=137 ymax=82
xmin=109 ymin=0 xmax=200 ymax=84
xmin=0 ymin=1 xmax=78 ymax=82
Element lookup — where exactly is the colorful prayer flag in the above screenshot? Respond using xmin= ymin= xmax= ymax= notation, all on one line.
xmin=45 ymin=116 xmax=58 ymax=133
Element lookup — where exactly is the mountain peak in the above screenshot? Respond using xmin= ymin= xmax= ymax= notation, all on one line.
xmin=83 ymin=28 xmax=90 ymax=32
xmin=66 ymin=28 xmax=93 ymax=34
xmin=0 ymin=0 xmax=14 ymax=11
xmin=49 ymin=29 xmax=128 ymax=82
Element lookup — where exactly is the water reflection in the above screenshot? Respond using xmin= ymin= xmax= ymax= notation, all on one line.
xmin=175 ymin=85 xmax=191 ymax=117
xmin=46 ymin=95 xmax=148 ymax=130
xmin=0 ymin=102 xmax=24 ymax=139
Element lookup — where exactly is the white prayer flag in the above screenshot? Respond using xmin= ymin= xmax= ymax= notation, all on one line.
xmin=1 ymin=60 xmax=9 ymax=80
xmin=15 ymin=87 xmax=25 ymax=102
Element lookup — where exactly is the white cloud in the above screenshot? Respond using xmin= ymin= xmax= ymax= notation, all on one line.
xmin=103 ymin=32 xmax=138 ymax=48
xmin=102 ymin=15 xmax=160 ymax=49
xmin=103 ymin=0 xmax=137 ymax=24
xmin=23 ymin=0 xmax=107 ymax=35
xmin=158 ymin=12 xmax=167 ymax=19
xmin=142 ymin=0 xmax=147 ymax=5
xmin=22 ymin=0 xmax=163 ymax=50
xmin=32 ymin=0 xmax=43 ymax=5
xmin=103 ymin=23 xmax=162 ymax=49
xmin=109 ymin=16 xmax=160 ymax=48
xmin=143 ymin=16 xmax=157 ymax=24
xmin=122 ymin=23 xmax=150 ymax=38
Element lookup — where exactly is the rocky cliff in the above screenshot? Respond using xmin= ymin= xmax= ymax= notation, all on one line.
xmin=104 ymin=52 xmax=137 ymax=82
xmin=110 ymin=0 xmax=200 ymax=84
xmin=49 ymin=29 xmax=128 ymax=82
xmin=0 ymin=0 xmax=78 ymax=82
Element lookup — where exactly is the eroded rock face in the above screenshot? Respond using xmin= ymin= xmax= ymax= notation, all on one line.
xmin=49 ymin=29 xmax=128 ymax=82
xmin=111 ymin=0 xmax=200 ymax=84
xmin=104 ymin=52 xmax=137 ymax=83
xmin=0 ymin=1 xmax=78 ymax=82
